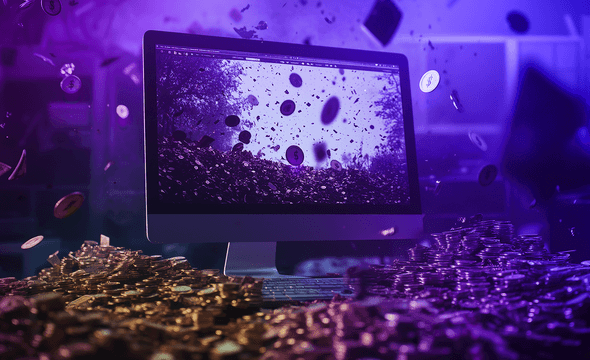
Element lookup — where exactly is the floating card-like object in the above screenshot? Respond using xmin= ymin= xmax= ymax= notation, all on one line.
xmin=362 ymin=0 xmax=402 ymax=46
xmin=41 ymin=0 xmax=61 ymax=16
xmin=100 ymin=56 xmax=120 ymax=67
xmin=100 ymin=234 xmax=110 ymax=247
xmin=53 ymin=192 xmax=84 ymax=219
xmin=21 ymin=235 xmax=44 ymax=249
xmin=8 ymin=149 xmax=26 ymax=180
xmin=33 ymin=53 xmax=56 ymax=66
xmin=0 ymin=161 xmax=11 ymax=177
xmin=19 ymin=0 xmax=35 ymax=9
xmin=47 ymin=251 xmax=60 ymax=266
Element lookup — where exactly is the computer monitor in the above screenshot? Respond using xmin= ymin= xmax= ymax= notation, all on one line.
xmin=143 ymin=30 xmax=423 ymax=277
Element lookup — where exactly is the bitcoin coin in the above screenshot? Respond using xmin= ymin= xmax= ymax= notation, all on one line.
xmin=21 ymin=235 xmax=44 ymax=249
xmin=7 ymin=149 xmax=26 ymax=180
xmin=60 ymin=75 xmax=82 ymax=94
xmin=41 ymin=0 xmax=61 ymax=16
xmin=54 ymin=192 xmax=85 ymax=219
xmin=419 ymin=70 xmax=440 ymax=93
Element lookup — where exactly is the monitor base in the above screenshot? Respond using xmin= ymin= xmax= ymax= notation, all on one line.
xmin=224 ymin=242 xmax=282 ymax=278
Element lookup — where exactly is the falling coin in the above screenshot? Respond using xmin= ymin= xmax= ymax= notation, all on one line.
xmin=116 ymin=104 xmax=129 ymax=119
xmin=41 ymin=0 xmax=61 ymax=16
xmin=104 ymin=161 xmax=114 ymax=171
xmin=21 ymin=235 xmax=44 ymax=249
xmin=478 ymin=164 xmax=498 ymax=186
xmin=8 ymin=149 xmax=26 ymax=180
xmin=0 ymin=161 xmax=11 ymax=177
xmin=468 ymin=131 xmax=487 ymax=151
xmin=54 ymin=192 xmax=85 ymax=219
xmin=419 ymin=70 xmax=440 ymax=93
xmin=60 ymin=75 xmax=82 ymax=94
xmin=33 ymin=53 xmax=56 ymax=66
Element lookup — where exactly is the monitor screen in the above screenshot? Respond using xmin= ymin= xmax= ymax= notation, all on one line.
xmin=152 ymin=42 xmax=415 ymax=214
xmin=144 ymin=31 xmax=422 ymax=244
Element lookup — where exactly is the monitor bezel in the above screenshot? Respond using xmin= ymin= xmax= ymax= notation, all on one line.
xmin=143 ymin=30 xmax=422 ymax=216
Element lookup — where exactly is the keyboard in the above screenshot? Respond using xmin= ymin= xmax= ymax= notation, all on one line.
xmin=262 ymin=277 xmax=356 ymax=303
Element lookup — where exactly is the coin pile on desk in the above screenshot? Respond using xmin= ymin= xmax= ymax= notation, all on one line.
xmin=2 ymin=218 xmax=590 ymax=359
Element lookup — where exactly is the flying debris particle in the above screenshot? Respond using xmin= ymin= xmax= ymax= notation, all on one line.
xmin=0 ymin=162 xmax=12 ymax=177
xmin=123 ymin=62 xmax=141 ymax=85
xmin=570 ymin=227 xmax=576 ymax=236
xmin=239 ymin=130 xmax=251 ymax=144
xmin=428 ymin=40 xmax=435 ymax=50
xmin=247 ymin=95 xmax=259 ymax=106
xmin=268 ymin=182 xmax=277 ymax=191
xmin=196 ymin=135 xmax=215 ymax=148
xmin=233 ymin=27 xmax=257 ymax=39
xmin=100 ymin=56 xmax=120 ymax=67
xmin=116 ymin=104 xmax=129 ymax=119
xmin=370 ymin=125 xmax=374 ymax=129
xmin=380 ymin=227 xmax=396 ymax=236
xmin=289 ymin=73 xmax=303 ymax=87
xmin=313 ymin=142 xmax=328 ymax=162
xmin=7 ymin=149 xmax=26 ymax=180
xmin=300 ymin=0 xmax=308 ymax=5
xmin=330 ymin=159 xmax=342 ymax=171
xmin=5 ymin=112 xmax=11 ymax=118
xmin=326 ymin=149 xmax=331 ymax=157
xmin=478 ymin=164 xmax=498 ymax=186
xmin=354 ymin=98 xmax=359 ymax=104
xmin=363 ymin=0 xmax=402 ymax=46
xmin=433 ymin=180 xmax=442 ymax=195
xmin=303 ymin=37 xmax=312 ymax=45
xmin=286 ymin=145 xmax=304 ymax=166
xmin=229 ymin=8 xmax=242 ymax=22
xmin=529 ymin=199 xmax=537 ymax=209
xmin=33 ymin=53 xmax=56 ymax=66
xmin=173 ymin=109 xmax=184 ymax=118
xmin=172 ymin=130 xmax=187 ymax=141
xmin=321 ymin=96 xmax=340 ymax=125
xmin=240 ymin=4 xmax=250 ymax=12
xmin=280 ymin=100 xmax=296 ymax=116
xmin=225 ymin=115 xmax=240 ymax=127
xmin=450 ymin=89 xmax=464 ymax=112
xmin=339 ymin=68 xmax=345 ymax=75
xmin=255 ymin=21 xmax=268 ymax=30
xmin=60 ymin=63 xmax=75 ymax=76
xmin=325 ymin=16 xmax=335 ymax=24
xmin=232 ymin=143 xmax=244 ymax=152
xmin=507 ymin=10 xmax=529 ymax=34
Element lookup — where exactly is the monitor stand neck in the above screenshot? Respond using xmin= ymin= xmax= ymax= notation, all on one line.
xmin=224 ymin=242 xmax=282 ymax=278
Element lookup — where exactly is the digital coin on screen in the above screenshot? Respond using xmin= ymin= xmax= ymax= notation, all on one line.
xmin=286 ymin=145 xmax=304 ymax=166
xmin=21 ymin=235 xmax=44 ymax=250
xmin=419 ymin=70 xmax=440 ymax=93
xmin=54 ymin=192 xmax=85 ymax=219
xmin=41 ymin=0 xmax=61 ymax=16
xmin=60 ymin=75 xmax=81 ymax=94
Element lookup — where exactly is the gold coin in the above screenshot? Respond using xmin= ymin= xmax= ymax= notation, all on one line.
xmin=54 ymin=192 xmax=85 ymax=219
xmin=21 ymin=235 xmax=44 ymax=249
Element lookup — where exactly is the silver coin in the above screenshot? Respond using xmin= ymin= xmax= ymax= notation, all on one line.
xmin=41 ymin=0 xmax=61 ymax=16
xmin=419 ymin=70 xmax=440 ymax=93
xmin=60 ymin=75 xmax=81 ymax=94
